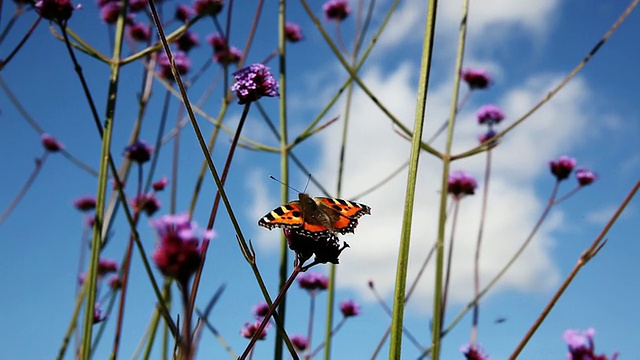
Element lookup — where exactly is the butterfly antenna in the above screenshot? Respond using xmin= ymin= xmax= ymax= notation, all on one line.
xmin=303 ymin=173 xmax=311 ymax=193
xmin=269 ymin=175 xmax=301 ymax=193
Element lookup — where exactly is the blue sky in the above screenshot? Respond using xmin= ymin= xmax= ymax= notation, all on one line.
xmin=1 ymin=0 xmax=639 ymax=358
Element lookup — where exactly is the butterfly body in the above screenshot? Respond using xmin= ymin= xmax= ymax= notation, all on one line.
xmin=258 ymin=193 xmax=370 ymax=237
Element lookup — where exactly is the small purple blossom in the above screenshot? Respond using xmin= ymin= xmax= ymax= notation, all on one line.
xmin=175 ymin=4 xmax=194 ymax=22
xmin=575 ymin=167 xmax=597 ymax=187
xmin=240 ymin=321 xmax=269 ymax=340
xmin=207 ymin=33 xmax=227 ymax=52
xmin=36 ymin=0 xmax=75 ymax=22
xmin=476 ymin=104 xmax=505 ymax=126
xmin=193 ymin=0 xmax=223 ymax=17
xmin=298 ymin=272 xmax=329 ymax=291
xmin=563 ymin=328 xmax=618 ymax=360
xmin=128 ymin=0 xmax=146 ymax=12
xmin=93 ymin=303 xmax=107 ymax=324
xmin=124 ymin=140 xmax=153 ymax=164
xmin=339 ymin=299 xmax=360 ymax=317
xmin=98 ymin=258 xmax=119 ymax=276
xmin=99 ymin=2 xmax=121 ymax=24
xmin=478 ymin=129 xmax=499 ymax=148
xmin=132 ymin=193 xmax=161 ymax=216
xmin=290 ymin=334 xmax=309 ymax=351
xmin=108 ymin=275 xmax=121 ymax=289
xmin=550 ymin=155 xmax=577 ymax=181
xmin=41 ymin=133 xmax=64 ymax=152
xmin=176 ymin=31 xmax=199 ymax=52
xmin=448 ymin=171 xmax=477 ymax=199
xmin=323 ymin=0 xmax=350 ymax=21
xmin=214 ymin=47 xmax=242 ymax=65
xmin=231 ymin=64 xmax=279 ymax=104
xmin=152 ymin=176 xmax=169 ymax=191
xmin=460 ymin=343 xmax=490 ymax=360
xmin=74 ymin=195 xmax=96 ymax=212
xmin=128 ymin=22 xmax=151 ymax=42
xmin=461 ymin=68 xmax=492 ymax=90
xmin=285 ymin=22 xmax=303 ymax=42
xmin=252 ymin=301 xmax=269 ymax=318
xmin=158 ymin=52 xmax=191 ymax=80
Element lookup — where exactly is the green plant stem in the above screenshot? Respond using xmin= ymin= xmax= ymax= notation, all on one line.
xmin=57 ymin=283 xmax=87 ymax=360
xmin=0 ymin=151 xmax=47 ymax=225
xmin=439 ymin=199 xmax=460 ymax=331
xmin=305 ymin=294 xmax=317 ymax=360
xmin=510 ymin=178 xmax=640 ymax=359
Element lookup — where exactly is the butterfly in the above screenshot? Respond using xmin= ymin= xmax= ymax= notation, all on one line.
xmin=258 ymin=193 xmax=371 ymax=238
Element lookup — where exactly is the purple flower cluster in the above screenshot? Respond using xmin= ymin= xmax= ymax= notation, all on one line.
xmin=207 ymin=34 xmax=242 ymax=65
xmin=461 ymin=68 xmax=492 ymax=90
xmin=448 ymin=171 xmax=477 ymax=199
xmin=157 ymin=52 xmax=192 ymax=81
xmin=323 ymin=0 xmax=350 ymax=21
xmin=240 ymin=321 xmax=269 ymax=340
xmin=124 ymin=140 xmax=153 ymax=164
xmin=339 ymin=299 xmax=360 ymax=317
xmin=41 ymin=133 xmax=64 ymax=152
xmin=297 ymin=272 xmax=329 ymax=291
xmin=35 ymin=0 xmax=75 ymax=22
xmin=285 ymin=22 xmax=303 ymax=42
xmin=290 ymin=334 xmax=309 ymax=351
xmin=231 ymin=64 xmax=279 ymax=104
xmin=476 ymin=104 xmax=505 ymax=126
xmin=549 ymin=155 xmax=597 ymax=187
xmin=564 ymin=328 xmax=618 ymax=360
xmin=460 ymin=343 xmax=489 ymax=360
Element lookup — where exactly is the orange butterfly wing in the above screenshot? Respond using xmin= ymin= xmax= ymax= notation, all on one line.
xmin=258 ymin=202 xmax=305 ymax=229
xmin=314 ymin=197 xmax=371 ymax=234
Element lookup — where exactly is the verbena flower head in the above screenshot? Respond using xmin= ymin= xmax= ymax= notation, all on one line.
xmin=323 ymin=0 xmax=350 ymax=21
xmin=132 ymin=193 xmax=161 ymax=216
xmin=290 ymin=334 xmax=309 ymax=351
xmin=575 ymin=167 xmax=597 ymax=187
xmin=339 ymin=299 xmax=360 ymax=317
xmin=98 ymin=258 xmax=119 ymax=276
xmin=252 ymin=301 xmax=269 ymax=318
xmin=284 ymin=229 xmax=348 ymax=266
xmin=124 ymin=140 xmax=152 ymax=164
xmin=152 ymin=176 xmax=169 ymax=191
xmin=285 ymin=22 xmax=303 ymax=42
xmin=231 ymin=64 xmax=279 ymax=104
xmin=175 ymin=4 xmax=194 ymax=22
xmin=460 ymin=343 xmax=490 ymax=360
xmin=128 ymin=0 xmax=146 ymax=12
xmin=448 ymin=171 xmax=477 ymax=199
xmin=129 ymin=22 xmax=151 ymax=42
xmin=240 ymin=321 xmax=269 ymax=340
xmin=194 ymin=0 xmax=223 ymax=17
xmin=100 ymin=2 xmax=121 ymax=24
xmin=461 ymin=68 xmax=492 ymax=90
xmin=207 ymin=33 xmax=227 ymax=52
xmin=176 ymin=31 xmax=199 ymax=52
xmin=563 ymin=328 xmax=618 ymax=360
xmin=36 ymin=0 xmax=75 ymax=22
xmin=476 ymin=104 xmax=505 ymax=126
xmin=108 ymin=275 xmax=121 ymax=290
xmin=214 ymin=47 xmax=242 ymax=65
xmin=41 ymin=133 xmax=64 ymax=152
xmin=478 ymin=129 xmax=499 ymax=148
xmin=550 ymin=155 xmax=577 ymax=181
xmin=93 ymin=303 xmax=107 ymax=324
xmin=74 ymin=195 xmax=96 ymax=212
xmin=298 ymin=272 xmax=329 ymax=291
xmin=158 ymin=51 xmax=191 ymax=80
xmin=150 ymin=213 xmax=213 ymax=282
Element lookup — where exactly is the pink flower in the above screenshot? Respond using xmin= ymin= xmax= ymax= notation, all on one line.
xmin=231 ymin=64 xmax=279 ymax=104
xmin=549 ymin=155 xmax=576 ymax=181
xmin=285 ymin=22 xmax=303 ymax=42
xmin=98 ymin=258 xmax=119 ymax=276
xmin=339 ymin=299 xmax=360 ymax=317
xmin=290 ymin=334 xmax=308 ymax=351
xmin=194 ymin=0 xmax=223 ymax=17
xmin=460 ymin=343 xmax=489 ymax=360
xmin=323 ymin=0 xmax=350 ymax=21
xmin=124 ymin=140 xmax=153 ymax=163
xmin=240 ymin=321 xmax=269 ymax=340
xmin=575 ymin=167 xmax=597 ymax=187
xmin=448 ymin=171 xmax=477 ymax=199
xmin=41 ymin=133 xmax=64 ymax=152
xmin=128 ymin=22 xmax=151 ymax=42
xmin=132 ymin=193 xmax=161 ymax=216
xmin=35 ymin=0 xmax=75 ymax=22
xmin=252 ymin=301 xmax=269 ymax=318
xmin=461 ymin=68 xmax=492 ymax=89
xmin=152 ymin=176 xmax=169 ymax=191
xmin=74 ymin=196 xmax=96 ymax=212
xmin=297 ymin=272 xmax=329 ymax=291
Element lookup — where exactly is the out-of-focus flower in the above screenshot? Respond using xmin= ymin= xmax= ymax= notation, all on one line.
xmin=285 ymin=22 xmax=303 ymax=42
xmin=290 ymin=334 xmax=309 ymax=351
xmin=323 ymin=0 xmax=350 ymax=21
xmin=150 ymin=213 xmax=213 ymax=282
xmin=214 ymin=47 xmax=242 ymax=65
xmin=298 ymin=272 xmax=329 ymax=291
xmin=252 ymin=301 xmax=269 ymax=318
xmin=478 ymin=129 xmax=499 ymax=148
xmin=36 ymin=0 xmax=75 ymax=22
xmin=108 ymin=275 xmax=121 ymax=290
xmin=339 ymin=299 xmax=360 ymax=317
xmin=460 ymin=343 xmax=489 ymax=360
xmin=158 ymin=51 xmax=191 ymax=80
xmin=207 ymin=33 xmax=227 ymax=52
xmin=575 ymin=167 xmax=597 ymax=187
xmin=93 ymin=303 xmax=107 ymax=324
xmin=175 ymin=4 xmax=193 ymax=22
xmin=100 ymin=2 xmax=121 ymax=24
xmin=176 ymin=31 xmax=199 ymax=52
xmin=461 ymin=68 xmax=492 ymax=90
xmin=128 ymin=0 xmax=146 ymax=12
xmin=124 ymin=140 xmax=153 ymax=164
xmin=132 ymin=193 xmax=161 ymax=216
xmin=152 ymin=176 xmax=169 ymax=191
xmin=128 ymin=22 xmax=151 ymax=42
xmin=74 ymin=196 xmax=96 ymax=212
xmin=240 ymin=321 xmax=269 ymax=340
xmin=194 ymin=0 xmax=223 ymax=17
xmin=41 ymin=133 xmax=64 ymax=152
xmin=550 ymin=155 xmax=577 ymax=181
xmin=563 ymin=328 xmax=618 ymax=360
xmin=476 ymin=104 xmax=505 ymax=126
xmin=448 ymin=171 xmax=477 ymax=199
xmin=98 ymin=258 xmax=119 ymax=276
xmin=231 ymin=64 xmax=279 ymax=104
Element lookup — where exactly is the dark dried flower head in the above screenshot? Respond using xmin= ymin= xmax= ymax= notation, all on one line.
xmin=290 ymin=335 xmax=308 ymax=351
xmin=564 ymin=328 xmax=618 ymax=360
xmin=128 ymin=22 xmax=151 ymax=42
xmin=132 ymin=193 xmax=161 ymax=216
xmin=550 ymin=155 xmax=576 ymax=181
xmin=231 ymin=64 xmax=279 ymax=104
xmin=476 ymin=104 xmax=505 ymax=126
xmin=323 ymin=0 xmax=350 ymax=21
xmin=252 ymin=301 xmax=269 ymax=318
xmin=41 ymin=133 xmax=64 ymax=152
xmin=124 ymin=140 xmax=153 ymax=163
xmin=284 ymin=229 xmax=348 ymax=266
xmin=176 ymin=31 xmax=199 ymax=52
xmin=298 ymin=272 xmax=329 ymax=291
xmin=100 ymin=2 xmax=121 ymax=24
xmin=74 ymin=195 xmax=96 ymax=212
xmin=175 ymin=4 xmax=194 ymax=22
xmin=36 ymin=0 xmax=75 ymax=22
xmin=214 ymin=47 xmax=242 ymax=65
xmin=152 ymin=176 xmax=169 ymax=191
xmin=575 ymin=167 xmax=597 ymax=187
xmin=339 ymin=299 xmax=360 ymax=317
xmin=285 ymin=22 xmax=303 ymax=42
xmin=98 ymin=258 xmax=119 ymax=276
xmin=128 ymin=0 xmax=146 ymax=12
xmin=150 ymin=213 xmax=213 ymax=282
xmin=461 ymin=68 xmax=492 ymax=89
xmin=194 ymin=0 xmax=223 ymax=17
xmin=240 ymin=321 xmax=269 ymax=340
xmin=448 ymin=171 xmax=477 ymax=199
xmin=460 ymin=343 xmax=490 ymax=360
xmin=158 ymin=52 xmax=191 ymax=80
